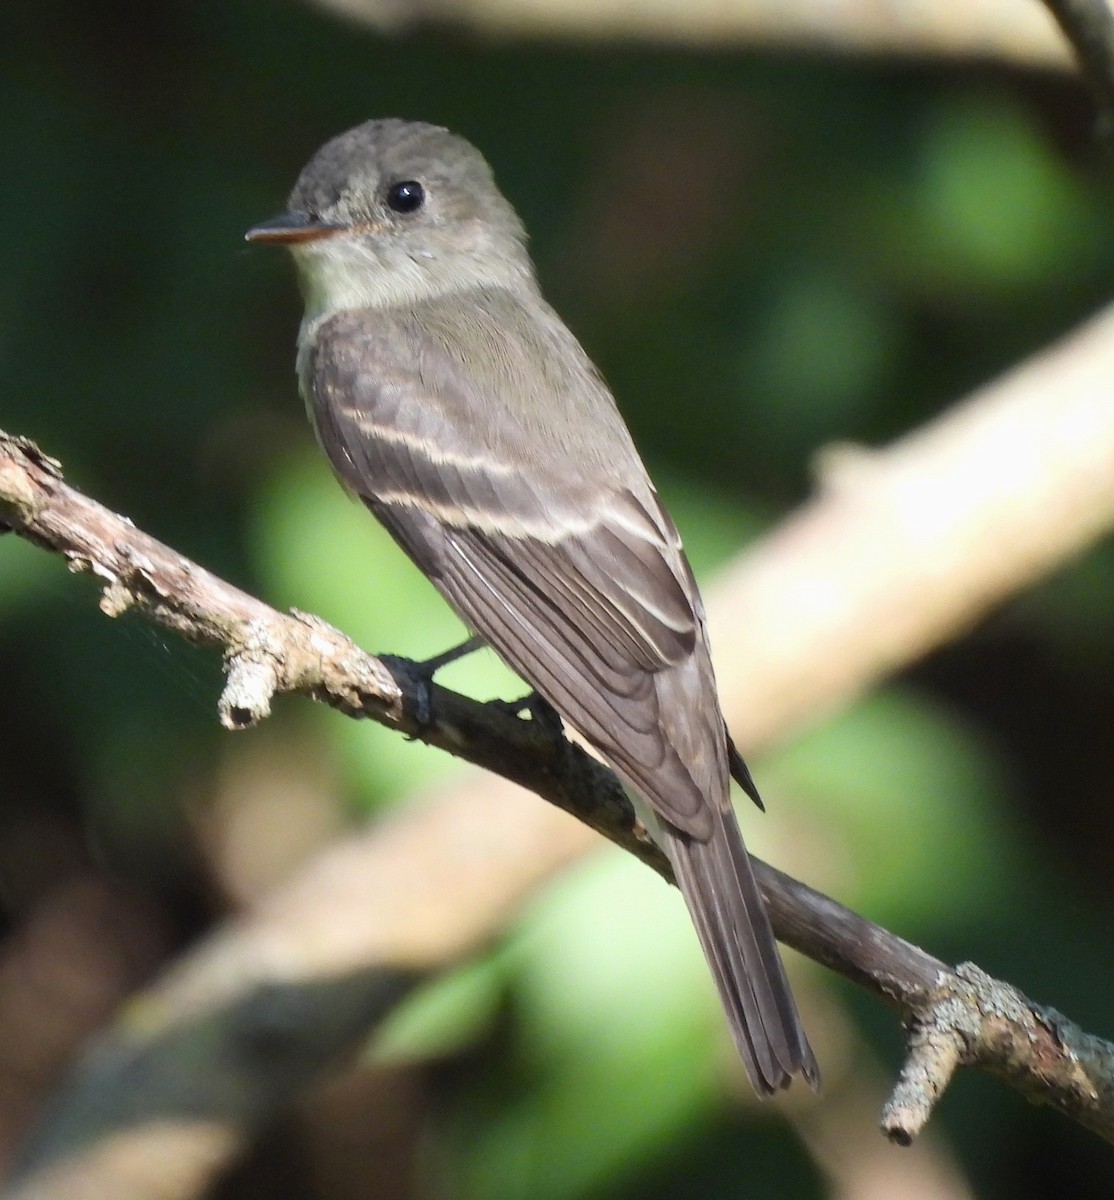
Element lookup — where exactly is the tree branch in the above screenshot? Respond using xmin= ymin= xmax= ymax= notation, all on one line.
xmin=4 ymin=301 xmax=1114 ymax=1195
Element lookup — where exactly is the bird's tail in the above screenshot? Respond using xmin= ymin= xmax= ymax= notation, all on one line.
xmin=668 ymin=805 xmax=819 ymax=1094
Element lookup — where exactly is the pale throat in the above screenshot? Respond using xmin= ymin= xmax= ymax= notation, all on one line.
xmin=291 ymin=233 xmax=531 ymax=336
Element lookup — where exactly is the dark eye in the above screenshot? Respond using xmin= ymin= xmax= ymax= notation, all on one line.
xmin=386 ymin=180 xmax=425 ymax=214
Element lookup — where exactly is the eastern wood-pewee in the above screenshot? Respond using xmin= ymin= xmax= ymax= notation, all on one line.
xmin=247 ymin=119 xmax=817 ymax=1095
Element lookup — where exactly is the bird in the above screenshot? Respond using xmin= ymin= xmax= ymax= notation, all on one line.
xmin=247 ymin=118 xmax=817 ymax=1094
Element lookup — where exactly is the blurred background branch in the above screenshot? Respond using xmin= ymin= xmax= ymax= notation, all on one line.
xmin=708 ymin=300 xmax=1114 ymax=746
xmin=306 ymin=0 xmax=1073 ymax=70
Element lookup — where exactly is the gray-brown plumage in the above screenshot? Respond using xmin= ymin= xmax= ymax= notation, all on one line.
xmin=248 ymin=119 xmax=817 ymax=1094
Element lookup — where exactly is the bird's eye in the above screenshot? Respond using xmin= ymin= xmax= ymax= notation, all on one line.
xmin=386 ymin=180 xmax=426 ymax=214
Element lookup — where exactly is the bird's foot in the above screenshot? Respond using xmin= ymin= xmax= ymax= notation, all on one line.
xmin=380 ymin=635 xmax=485 ymax=733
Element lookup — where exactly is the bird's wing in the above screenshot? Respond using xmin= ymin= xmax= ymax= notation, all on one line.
xmin=305 ymin=301 xmax=723 ymax=838
xmin=305 ymin=297 xmax=818 ymax=1093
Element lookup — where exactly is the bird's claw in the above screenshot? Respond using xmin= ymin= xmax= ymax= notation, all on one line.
xmin=379 ymin=636 xmax=486 ymax=737
xmin=379 ymin=654 xmax=436 ymax=735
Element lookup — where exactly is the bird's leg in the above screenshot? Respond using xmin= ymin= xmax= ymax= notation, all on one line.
xmin=380 ymin=635 xmax=485 ymax=729
xmin=410 ymin=634 xmax=486 ymax=678
xmin=381 ymin=637 xmax=565 ymax=748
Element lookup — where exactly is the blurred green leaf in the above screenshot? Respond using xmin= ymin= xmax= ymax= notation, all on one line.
xmin=372 ymin=954 xmax=509 ymax=1064
xmin=0 ymin=536 xmax=58 ymax=618
xmin=742 ymin=268 xmax=905 ymax=435
xmin=448 ymin=852 xmax=724 ymax=1200
xmin=910 ymin=94 xmax=1100 ymax=290
xmin=764 ymin=687 xmax=1023 ymax=929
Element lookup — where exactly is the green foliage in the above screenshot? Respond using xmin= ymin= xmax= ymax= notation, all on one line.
xmin=0 ymin=535 xmax=54 ymax=617
xmin=434 ymin=855 xmax=727 ymax=1200
xmin=910 ymin=95 xmax=1100 ymax=289
xmin=764 ymin=688 xmax=1022 ymax=927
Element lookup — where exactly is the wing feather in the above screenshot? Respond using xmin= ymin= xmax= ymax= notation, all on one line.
xmin=308 ymin=300 xmax=713 ymax=831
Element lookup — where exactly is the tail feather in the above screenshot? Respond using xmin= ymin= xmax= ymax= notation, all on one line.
xmin=667 ymin=805 xmax=819 ymax=1094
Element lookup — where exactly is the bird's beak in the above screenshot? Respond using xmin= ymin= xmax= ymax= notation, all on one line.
xmin=245 ymin=211 xmax=349 ymax=245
